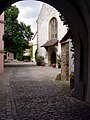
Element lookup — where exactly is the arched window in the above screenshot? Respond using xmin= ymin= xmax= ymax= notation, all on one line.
xmin=49 ymin=18 xmax=57 ymax=40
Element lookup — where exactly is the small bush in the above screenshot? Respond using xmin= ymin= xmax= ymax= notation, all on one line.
xmin=36 ymin=56 xmax=44 ymax=66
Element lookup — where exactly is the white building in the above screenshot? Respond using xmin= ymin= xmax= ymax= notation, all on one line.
xmin=31 ymin=32 xmax=38 ymax=62
xmin=37 ymin=3 xmax=67 ymax=65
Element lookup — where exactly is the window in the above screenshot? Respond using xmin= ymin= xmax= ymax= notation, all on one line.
xmin=49 ymin=18 xmax=57 ymax=39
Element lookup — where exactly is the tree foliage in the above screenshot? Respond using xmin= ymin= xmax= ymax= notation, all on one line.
xmin=59 ymin=13 xmax=68 ymax=27
xmin=4 ymin=5 xmax=33 ymax=60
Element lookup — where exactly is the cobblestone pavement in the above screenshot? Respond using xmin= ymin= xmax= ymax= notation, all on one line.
xmin=0 ymin=65 xmax=90 ymax=120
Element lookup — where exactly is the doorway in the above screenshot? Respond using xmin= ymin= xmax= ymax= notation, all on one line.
xmin=51 ymin=51 xmax=56 ymax=64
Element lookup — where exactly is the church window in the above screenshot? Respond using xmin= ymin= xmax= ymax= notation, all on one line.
xmin=49 ymin=18 xmax=57 ymax=39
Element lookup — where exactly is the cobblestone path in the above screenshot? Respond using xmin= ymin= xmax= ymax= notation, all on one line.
xmin=0 ymin=66 xmax=90 ymax=120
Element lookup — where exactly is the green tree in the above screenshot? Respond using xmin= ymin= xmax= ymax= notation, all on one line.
xmin=4 ymin=5 xmax=33 ymax=60
xmin=19 ymin=22 xmax=33 ymax=41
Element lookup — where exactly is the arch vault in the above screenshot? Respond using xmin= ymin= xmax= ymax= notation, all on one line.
xmin=0 ymin=0 xmax=90 ymax=102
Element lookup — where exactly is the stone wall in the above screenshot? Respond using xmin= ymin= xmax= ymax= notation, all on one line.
xmin=61 ymin=42 xmax=69 ymax=81
xmin=0 ymin=13 xmax=4 ymax=74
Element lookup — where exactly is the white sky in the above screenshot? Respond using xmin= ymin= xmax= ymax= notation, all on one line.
xmin=13 ymin=0 xmax=43 ymax=33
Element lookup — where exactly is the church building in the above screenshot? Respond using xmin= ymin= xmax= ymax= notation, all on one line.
xmin=36 ymin=3 xmax=67 ymax=65
xmin=34 ymin=3 xmax=74 ymax=81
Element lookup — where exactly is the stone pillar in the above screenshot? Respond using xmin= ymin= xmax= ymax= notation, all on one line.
xmin=0 ymin=13 xmax=4 ymax=74
xmin=61 ymin=41 xmax=69 ymax=81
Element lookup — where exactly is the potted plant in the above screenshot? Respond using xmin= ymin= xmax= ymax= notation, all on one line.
xmin=69 ymin=72 xmax=75 ymax=89
xmin=52 ymin=64 xmax=56 ymax=68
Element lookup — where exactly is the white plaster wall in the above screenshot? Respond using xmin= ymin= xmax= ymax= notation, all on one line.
xmin=37 ymin=3 xmax=67 ymax=63
xmin=32 ymin=32 xmax=38 ymax=62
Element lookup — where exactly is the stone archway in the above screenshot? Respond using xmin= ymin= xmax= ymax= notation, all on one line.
xmin=48 ymin=47 xmax=57 ymax=65
xmin=0 ymin=0 xmax=90 ymax=102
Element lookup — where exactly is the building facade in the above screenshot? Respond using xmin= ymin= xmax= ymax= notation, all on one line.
xmin=37 ymin=3 xmax=67 ymax=65
xmin=36 ymin=3 xmax=74 ymax=81
xmin=0 ymin=13 xmax=4 ymax=74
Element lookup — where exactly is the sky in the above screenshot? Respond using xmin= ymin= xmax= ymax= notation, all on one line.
xmin=13 ymin=0 xmax=43 ymax=33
